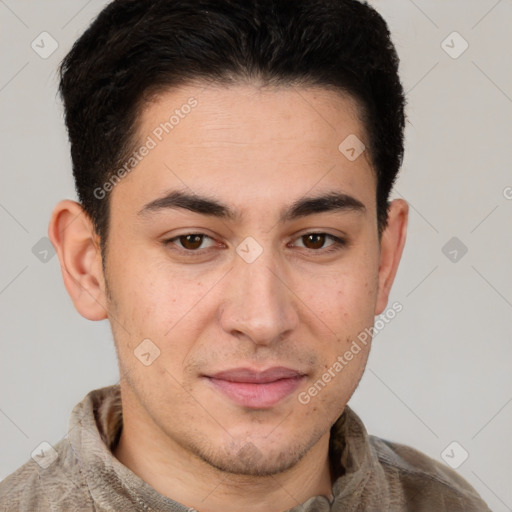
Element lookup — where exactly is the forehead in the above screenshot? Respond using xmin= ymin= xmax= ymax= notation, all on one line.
xmin=140 ymin=82 xmax=366 ymax=146
xmin=112 ymin=83 xmax=376 ymax=217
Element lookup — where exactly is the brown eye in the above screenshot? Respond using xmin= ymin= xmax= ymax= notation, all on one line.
xmin=302 ymin=233 xmax=327 ymax=250
xmin=165 ymin=233 xmax=216 ymax=252
xmin=293 ymin=233 xmax=347 ymax=253
xmin=178 ymin=234 xmax=204 ymax=250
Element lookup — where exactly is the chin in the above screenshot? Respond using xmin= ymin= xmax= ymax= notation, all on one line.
xmin=203 ymin=452 xmax=303 ymax=477
xmin=191 ymin=435 xmax=316 ymax=477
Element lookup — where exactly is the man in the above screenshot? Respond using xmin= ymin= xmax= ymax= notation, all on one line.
xmin=0 ymin=0 xmax=491 ymax=510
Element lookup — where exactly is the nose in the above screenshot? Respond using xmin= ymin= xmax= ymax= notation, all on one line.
xmin=218 ymin=243 xmax=300 ymax=347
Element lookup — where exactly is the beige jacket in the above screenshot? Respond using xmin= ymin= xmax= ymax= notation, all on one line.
xmin=0 ymin=384 xmax=491 ymax=511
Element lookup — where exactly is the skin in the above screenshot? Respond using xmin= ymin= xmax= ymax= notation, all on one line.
xmin=48 ymin=83 xmax=408 ymax=512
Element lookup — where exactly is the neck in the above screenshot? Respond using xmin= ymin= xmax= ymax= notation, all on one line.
xmin=112 ymin=390 xmax=334 ymax=512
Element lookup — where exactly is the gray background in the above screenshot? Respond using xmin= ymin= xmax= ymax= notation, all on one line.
xmin=1 ymin=1 xmax=511 ymax=510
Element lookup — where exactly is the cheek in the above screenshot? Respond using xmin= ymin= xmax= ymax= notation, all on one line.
xmin=297 ymin=256 xmax=378 ymax=385
xmin=106 ymin=251 xmax=217 ymax=370
xmin=107 ymin=241 xmax=181 ymax=313
xmin=303 ymin=261 xmax=378 ymax=329
xmin=104 ymin=248 xmax=175 ymax=352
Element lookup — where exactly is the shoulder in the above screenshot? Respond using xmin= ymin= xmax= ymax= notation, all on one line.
xmin=0 ymin=457 xmax=51 ymax=511
xmin=369 ymin=435 xmax=492 ymax=511
xmin=0 ymin=437 xmax=94 ymax=512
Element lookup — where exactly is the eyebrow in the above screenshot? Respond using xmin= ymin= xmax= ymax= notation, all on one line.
xmin=137 ymin=189 xmax=366 ymax=223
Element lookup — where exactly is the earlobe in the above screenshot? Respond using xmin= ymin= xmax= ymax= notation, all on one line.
xmin=374 ymin=198 xmax=409 ymax=316
xmin=48 ymin=200 xmax=108 ymax=321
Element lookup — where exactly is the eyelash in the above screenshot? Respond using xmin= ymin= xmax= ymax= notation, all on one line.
xmin=162 ymin=232 xmax=347 ymax=257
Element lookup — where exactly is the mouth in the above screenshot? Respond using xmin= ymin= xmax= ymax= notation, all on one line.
xmin=204 ymin=367 xmax=306 ymax=409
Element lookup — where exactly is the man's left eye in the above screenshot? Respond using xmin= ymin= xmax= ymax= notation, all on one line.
xmin=293 ymin=233 xmax=346 ymax=252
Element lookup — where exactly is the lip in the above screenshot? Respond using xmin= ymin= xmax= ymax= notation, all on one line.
xmin=205 ymin=367 xmax=306 ymax=409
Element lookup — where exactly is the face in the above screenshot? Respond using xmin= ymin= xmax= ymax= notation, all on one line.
xmin=97 ymin=84 xmax=390 ymax=476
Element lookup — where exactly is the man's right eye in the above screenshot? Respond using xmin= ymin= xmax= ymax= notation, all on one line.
xmin=163 ymin=233 xmax=218 ymax=253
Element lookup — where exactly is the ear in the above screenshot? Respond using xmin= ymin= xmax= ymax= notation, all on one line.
xmin=48 ymin=200 xmax=108 ymax=321
xmin=375 ymin=198 xmax=409 ymax=315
